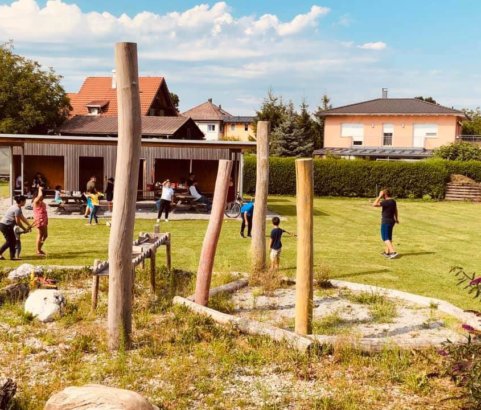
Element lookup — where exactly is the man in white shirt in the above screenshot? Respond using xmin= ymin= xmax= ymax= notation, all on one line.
xmin=188 ymin=181 xmax=211 ymax=212
xmin=157 ymin=180 xmax=174 ymax=222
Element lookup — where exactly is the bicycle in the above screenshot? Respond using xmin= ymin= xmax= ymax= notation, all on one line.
xmin=224 ymin=193 xmax=244 ymax=218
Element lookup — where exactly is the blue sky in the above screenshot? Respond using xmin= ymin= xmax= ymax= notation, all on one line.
xmin=1 ymin=0 xmax=481 ymax=114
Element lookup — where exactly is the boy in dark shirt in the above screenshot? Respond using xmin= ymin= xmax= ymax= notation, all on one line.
xmin=270 ymin=217 xmax=296 ymax=272
xmin=373 ymin=188 xmax=399 ymax=259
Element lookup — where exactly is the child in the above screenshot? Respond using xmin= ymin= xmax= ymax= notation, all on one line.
xmin=54 ymin=185 xmax=63 ymax=204
xmin=33 ymin=186 xmax=48 ymax=256
xmin=269 ymin=217 xmax=295 ymax=273
xmin=85 ymin=188 xmax=104 ymax=225
xmin=13 ymin=225 xmax=27 ymax=258
xmin=157 ymin=179 xmax=174 ymax=223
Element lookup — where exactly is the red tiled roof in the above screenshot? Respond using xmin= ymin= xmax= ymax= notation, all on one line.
xmin=60 ymin=115 xmax=196 ymax=136
xmin=182 ymin=99 xmax=232 ymax=121
xmin=321 ymin=98 xmax=466 ymax=117
xmin=68 ymin=77 xmax=167 ymax=116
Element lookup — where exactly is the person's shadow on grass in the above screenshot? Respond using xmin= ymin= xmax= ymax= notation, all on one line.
xmin=396 ymin=251 xmax=435 ymax=259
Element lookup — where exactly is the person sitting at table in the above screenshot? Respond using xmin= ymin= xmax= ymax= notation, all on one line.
xmin=54 ymin=185 xmax=64 ymax=204
xmin=187 ymin=180 xmax=211 ymax=212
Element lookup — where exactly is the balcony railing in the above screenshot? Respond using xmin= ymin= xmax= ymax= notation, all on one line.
xmin=456 ymin=135 xmax=481 ymax=143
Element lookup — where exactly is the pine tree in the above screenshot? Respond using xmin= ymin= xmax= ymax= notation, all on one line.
xmin=272 ymin=104 xmax=312 ymax=157
xmin=313 ymin=94 xmax=332 ymax=149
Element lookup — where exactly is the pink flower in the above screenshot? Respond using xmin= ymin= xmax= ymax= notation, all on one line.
xmin=462 ymin=324 xmax=476 ymax=332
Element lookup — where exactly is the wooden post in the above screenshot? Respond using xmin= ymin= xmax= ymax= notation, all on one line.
xmin=9 ymin=146 xmax=13 ymax=204
xmin=107 ymin=42 xmax=142 ymax=351
xmin=294 ymin=159 xmax=314 ymax=335
xmin=194 ymin=160 xmax=233 ymax=306
xmin=91 ymin=259 xmax=100 ymax=310
xmin=251 ymin=121 xmax=270 ymax=272
xmin=150 ymin=252 xmax=156 ymax=293
xmin=165 ymin=232 xmax=172 ymax=273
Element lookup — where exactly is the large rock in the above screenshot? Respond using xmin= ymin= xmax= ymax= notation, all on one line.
xmin=44 ymin=384 xmax=159 ymax=410
xmin=8 ymin=263 xmax=42 ymax=280
xmin=24 ymin=289 xmax=66 ymax=322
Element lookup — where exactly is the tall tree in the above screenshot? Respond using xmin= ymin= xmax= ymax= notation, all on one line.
xmin=415 ymin=96 xmax=437 ymax=104
xmin=272 ymin=104 xmax=312 ymax=157
xmin=169 ymin=92 xmax=180 ymax=110
xmin=313 ymin=94 xmax=332 ymax=149
xmin=254 ymin=89 xmax=287 ymax=132
xmin=296 ymin=100 xmax=316 ymax=156
xmin=0 ymin=42 xmax=70 ymax=134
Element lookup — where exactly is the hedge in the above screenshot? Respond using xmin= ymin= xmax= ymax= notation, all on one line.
xmin=243 ymin=156 xmax=481 ymax=198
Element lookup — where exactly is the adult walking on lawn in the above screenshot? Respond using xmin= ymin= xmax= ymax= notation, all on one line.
xmin=33 ymin=186 xmax=49 ymax=256
xmin=240 ymin=199 xmax=254 ymax=238
xmin=157 ymin=179 xmax=174 ymax=222
xmin=0 ymin=195 xmax=32 ymax=260
xmin=373 ymin=188 xmax=399 ymax=259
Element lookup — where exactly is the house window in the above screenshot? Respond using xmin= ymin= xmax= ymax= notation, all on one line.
xmin=383 ymin=124 xmax=393 ymax=146
xmin=244 ymin=123 xmax=249 ymax=131
xmin=413 ymin=124 xmax=438 ymax=148
xmin=87 ymin=107 xmax=100 ymax=115
xmin=231 ymin=124 xmax=235 ymax=131
xmin=341 ymin=123 xmax=364 ymax=146
xmin=207 ymin=124 xmax=216 ymax=132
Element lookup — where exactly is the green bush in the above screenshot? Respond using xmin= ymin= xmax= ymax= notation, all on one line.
xmin=243 ymin=156 xmax=452 ymax=198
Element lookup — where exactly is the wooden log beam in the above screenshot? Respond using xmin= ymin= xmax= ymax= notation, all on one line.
xmin=187 ymin=278 xmax=249 ymax=301
xmin=194 ymin=159 xmax=233 ymax=306
xmin=173 ymin=296 xmax=313 ymax=353
xmin=251 ymin=121 xmax=270 ymax=272
xmin=295 ymin=158 xmax=314 ymax=335
xmin=166 ymin=232 xmax=172 ymax=273
xmin=107 ymin=42 xmax=142 ymax=351
xmin=91 ymin=259 xmax=100 ymax=311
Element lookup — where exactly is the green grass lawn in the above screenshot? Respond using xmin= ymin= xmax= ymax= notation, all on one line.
xmin=1 ymin=196 xmax=480 ymax=309
xmin=0 ymin=180 xmax=8 ymax=198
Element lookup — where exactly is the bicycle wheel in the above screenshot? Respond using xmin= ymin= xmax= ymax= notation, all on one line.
xmin=225 ymin=202 xmax=241 ymax=218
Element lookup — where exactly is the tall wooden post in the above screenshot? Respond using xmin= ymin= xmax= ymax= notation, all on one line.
xmin=294 ymin=159 xmax=314 ymax=335
xmin=251 ymin=121 xmax=270 ymax=272
xmin=107 ymin=42 xmax=142 ymax=350
xmin=194 ymin=160 xmax=233 ymax=306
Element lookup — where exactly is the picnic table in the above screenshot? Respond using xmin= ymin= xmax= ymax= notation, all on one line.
xmin=173 ymin=193 xmax=207 ymax=213
xmin=50 ymin=195 xmax=86 ymax=214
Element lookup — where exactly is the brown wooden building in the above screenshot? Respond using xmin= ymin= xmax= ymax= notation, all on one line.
xmin=0 ymin=134 xmax=254 ymax=199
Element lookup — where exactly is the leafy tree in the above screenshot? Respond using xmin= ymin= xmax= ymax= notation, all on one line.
xmin=415 ymin=96 xmax=437 ymax=104
xmin=169 ymin=92 xmax=179 ymax=110
xmin=462 ymin=108 xmax=481 ymax=135
xmin=271 ymin=104 xmax=313 ymax=157
xmin=0 ymin=42 xmax=70 ymax=134
xmin=433 ymin=142 xmax=481 ymax=161
xmin=296 ymin=100 xmax=317 ymax=156
xmin=313 ymin=94 xmax=332 ymax=149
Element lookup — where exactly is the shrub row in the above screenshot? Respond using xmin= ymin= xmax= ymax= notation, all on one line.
xmin=243 ymin=156 xmax=481 ymax=198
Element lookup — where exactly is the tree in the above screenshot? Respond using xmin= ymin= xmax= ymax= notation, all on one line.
xmin=169 ymin=92 xmax=179 ymax=110
xmin=433 ymin=141 xmax=481 ymax=161
xmin=254 ymin=89 xmax=287 ymax=132
xmin=0 ymin=42 xmax=70 ymax=134
xmin=415 ymin=96 xmax=437 ymax=104
xmin=271 ymin=104 xmax=312 ymax=157
xmin=296 ymin=100 xmax=317 ymax=156
xmin=462 ymin=108 xmax=481 ymax=135
xmin=313 ymin=94 xmax=332 ymax=149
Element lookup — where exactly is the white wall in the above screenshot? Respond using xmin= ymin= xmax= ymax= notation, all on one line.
xmin=195 ymin=121 xmax=222 ymax=141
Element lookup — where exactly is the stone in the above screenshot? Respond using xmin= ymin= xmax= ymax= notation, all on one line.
xmin=44 ymin=384 xmax=159 ymax=410
xmin=24 ymin=289 xmax=66 ymax=322
xmin=8 ymin=263 xmax=42 ymax=280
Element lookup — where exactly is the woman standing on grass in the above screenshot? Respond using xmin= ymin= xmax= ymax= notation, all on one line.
xmin=33 ymin=186 xmax=48 ymax=256
xmin=85 ymin=188 xmax=104 ymax=225
xmin=157 ymin=179 xmax=174 ymax=223
xmin=105 ymin=177 xmax=114 ymax=213
xmin=0 ymin=195 xmax=32 ymax=260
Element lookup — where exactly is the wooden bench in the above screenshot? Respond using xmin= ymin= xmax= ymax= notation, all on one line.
xmin=91 ymin=232 xmax=171 ymax=310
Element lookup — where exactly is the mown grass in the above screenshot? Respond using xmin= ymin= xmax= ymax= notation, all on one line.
xmin=1 ymin=196 xmax=481 ymax=309
xmin=0 ymin=180 xmax=8 ymax=198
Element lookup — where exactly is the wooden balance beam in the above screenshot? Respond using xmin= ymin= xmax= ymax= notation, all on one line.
xmin=91 ymin=232 xmax=171 ymax=310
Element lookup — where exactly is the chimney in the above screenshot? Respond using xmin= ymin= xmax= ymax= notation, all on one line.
xmin=112 ymin=69 xmax=116 ymax=89
xmin=382 ymin=88 xmax=388 ymax=99
xmin=219 ymin=104 xmax=222 ymax=109
xmin=208 ymin=98 xmax=212 ymax=103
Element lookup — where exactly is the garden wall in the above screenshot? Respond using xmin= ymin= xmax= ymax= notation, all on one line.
xmin=243 ymin=157 xmax=481 ymax=198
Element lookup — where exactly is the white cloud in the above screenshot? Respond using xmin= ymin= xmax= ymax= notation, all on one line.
xmin=358 ymin=41 xmax=387 ymax=50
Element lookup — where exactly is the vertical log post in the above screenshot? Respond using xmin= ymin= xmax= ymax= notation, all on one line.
xmin=91 ymin=259 xmax=100 ymax=311
xmin=251 ymin=121 xmax=270 ymax=272
xmin=294 ymin=158 xmax=314 ymax=335
xmin=107 ymin=42 xmax=142 ymax=351
xmin=150 ymin=251 xmax=156 ymax=293
xmin=194 ymin=160 xmax=233 ymax=306
xmin=165 ymin=232 xmax=172 ymax=273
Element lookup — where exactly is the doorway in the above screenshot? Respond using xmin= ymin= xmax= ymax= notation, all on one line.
xmin=79 ymin=157 xmax=103 ymax=191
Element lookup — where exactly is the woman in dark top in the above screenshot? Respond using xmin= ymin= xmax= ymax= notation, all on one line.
xmin=373 ymin=188 xmax=399 ymax=259
xmin=0 ymin=195 xmax=32 ymax=260
xmin=105 ymin=177 xmax=114 ymax=212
